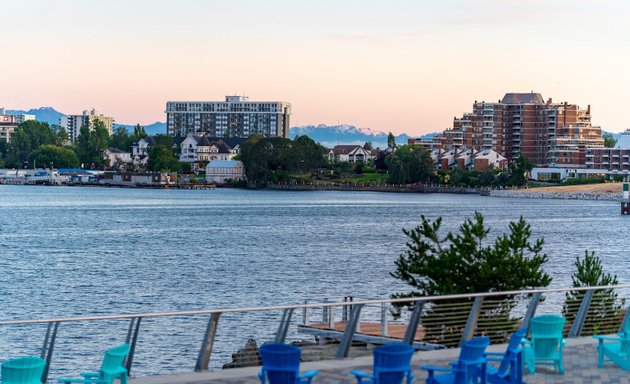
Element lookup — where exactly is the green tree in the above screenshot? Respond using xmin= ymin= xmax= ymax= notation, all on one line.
xmin=385 ymin=145 xmax=433 ymax=184
xmin=109 ymin=126 xmax=132 ymax=151
xmin=29 ymin=145 xmax=79 ymax=168
xmin=75 ymin=120 xmax=110 ymax=168
xmin=387 ymin=132 xmax=397 ymax=150
xmin=603 ymin=133 xmax=616 ymax=148
xmin=562 ymin=251 xmax=624 ymax=335
xmin=5 ymin=120 xmax=56 ymax=167
xmin=54 ymin=126 xmax=70 ymax=146
xmin=147 ymin=144 xmax=179 ymax=171
xmin=508 ymin=155 xmax=533 ymax=186
xmin=392 ymin=212 xmax=552 ymax=345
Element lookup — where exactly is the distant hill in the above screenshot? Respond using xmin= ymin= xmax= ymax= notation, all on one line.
xmin=6 ymin=107 xmax=65 ymax=125
xmin=290 ymin=124 xmax=432 ymax=148
xmin=113 ymin=122 xmax=166 ymax=135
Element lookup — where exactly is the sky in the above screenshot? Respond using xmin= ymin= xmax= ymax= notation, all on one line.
xmin=1 ymin=0 xmax=629 ymax=135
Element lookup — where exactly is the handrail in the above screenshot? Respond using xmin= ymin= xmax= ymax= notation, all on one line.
xmin=1 ymin=284 xmax=628 ymax=326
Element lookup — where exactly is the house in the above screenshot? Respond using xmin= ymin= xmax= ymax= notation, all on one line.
xmin=205 ymin=160 xmax=245 ymax=184
xmin=473 ymin=149 xmax=507 ymax=171
xmin=328 ymin=145 xmax=374 ymax=163
xmin=179 ymin=134 xmax=244 ymax=170
xmin=99 ymin=172 xmax=177 ymax=186
xmin=131 ymin=136 xmax=159 ymax=168
xmin=104 ymin=148 xmax=132 ymax=168
xmin=456 ymin=148 xmax=474 ymax=170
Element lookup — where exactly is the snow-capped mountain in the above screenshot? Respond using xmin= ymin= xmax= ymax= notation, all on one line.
xmin=290 ymin=124 xmax=426 ymax=148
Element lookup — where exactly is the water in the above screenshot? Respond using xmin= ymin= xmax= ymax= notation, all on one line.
xmin=0 ymin=185 xmax=628 ymax=376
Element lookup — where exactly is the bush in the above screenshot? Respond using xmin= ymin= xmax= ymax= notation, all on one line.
xmin=561 ymin=177 xmax=605 ymax=186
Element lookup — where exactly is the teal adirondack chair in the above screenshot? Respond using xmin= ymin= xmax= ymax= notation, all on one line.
xmin=485 ymin=327 xmax=527 ymax=384
xmin=1 ymin=356 xmax=46 ymax=384
xmin=593 ymin=315 xmax=630 ymax=370
xmin=521 ymin=315 xmax=566 ymax=374
xmin=421 ymin=336 xmax=490 ymax=383
xmin=57 ymin=344 xmax=130 ymax=384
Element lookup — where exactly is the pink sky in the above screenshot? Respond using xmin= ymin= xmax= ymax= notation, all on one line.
xmin=2 ymin=1 xmax=629 ymax=134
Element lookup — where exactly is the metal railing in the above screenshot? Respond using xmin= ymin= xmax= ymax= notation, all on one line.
xmin=1 ymin=284 xmax=629 ymax=382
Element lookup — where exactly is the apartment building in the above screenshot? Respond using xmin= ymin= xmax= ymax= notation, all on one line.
xmin=0 ymin=108 xmax=35 ymax=142
xmin=165 ymin=96 xmax=291 ymax=138
xmin=59 ymin=109 xmax=114 ymax=141
xmin=442 ymin=93 xmax=603 ymax=167
xmin=585 ymin=131 xmax=630 ymax=175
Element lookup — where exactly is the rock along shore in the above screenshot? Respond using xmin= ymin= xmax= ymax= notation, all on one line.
xmin=489 ymin=189 xmax=620 ymax=201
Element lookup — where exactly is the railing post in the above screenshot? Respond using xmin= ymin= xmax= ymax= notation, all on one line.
xmin=327 ymin=305 xmax=334 ymax=329
xmin=195 ymin=313 xmax=221 ymax=372
xmin=569 ymin=289 xmax=595 ymax=337
xmin=522 ymin=292 xmax=542 ymax=328
xmin=41 ymin=321 xmax=59 ymax=384
xmin=403 ymin=301 xmax=424 ymax=344
xmin=303 ymin=300 xmax=310 ymax=326
xmin=322 ymin=298 xmax=328 ymax=324
xmin=460 ymin=297 xmax=484 ymax=347
xmin=335 ymin=304 xmax=364 ymax=359
xmin=126 ymin=317 xmax=142 ymax=375
xmin=381 ymin=303 xmax=389 ymax=337
xmin=274 ymin=308 xmax=294 ymax=343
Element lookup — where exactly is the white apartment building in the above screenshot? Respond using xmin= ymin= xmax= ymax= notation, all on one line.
xmin=166 ymin=96 xmax=291 ymax=138
xmin=0 ymin=108 xmax=35 ymax=142
xmin=60 ymin=109 xmax=114 ymax=141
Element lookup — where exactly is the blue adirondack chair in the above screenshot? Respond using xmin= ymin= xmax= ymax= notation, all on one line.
xmin=258 ymin=343 xmax=318 ymax=384
xmin=351 ymin=343 xmax=414 ymax=383
xmin=2 ymin=356 xmax=46 ymax=384
xmin=593 ymin=315 xmax=630 ymax=370
xmin=484 ymin=327 xmax=527 ymax=384
xmin=421 ymin=336 xmax=490 ymax=384
xmin=521 ymin=315 xmax=565 ymax=374
xmin=57 ymin=344 xmax=130 ymax=384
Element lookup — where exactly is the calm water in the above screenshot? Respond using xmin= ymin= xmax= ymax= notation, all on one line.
xmin=0 ymin=185 xmax=627 ymax=375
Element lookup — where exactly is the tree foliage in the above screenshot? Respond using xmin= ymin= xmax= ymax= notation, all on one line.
xmin=392 ymin=212 xmax=552 ymax=345
xmin=75 ymin=120 xmax=110 ymax=168
xmin=147 ymin=144 xmax=179 ymax=172
xmin=603 ymin=133 xmax=616 ymax=148
xmin=387 ymin=132 xmax=397 ymax=150
xmin=239 ymin=135 xmax=327 ymax=183
xmin=508 ymin=155 xmax=532 ymax=186
xmin=5 ymin=121 xmax=57 ymax=168
xmin=385 ymin=145 xmax=433 ymax=184
xmin=562 ymin=251 xmax=624 ymax=335
xmin=29 ymin=144 xmax=79 ymax=168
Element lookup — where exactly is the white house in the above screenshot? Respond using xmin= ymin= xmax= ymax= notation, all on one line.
xmin=179 ymin=134 xmax=242 ymax=170
xmin=205 ymin=160 xmax=245 ymax=184
xmin=105 ymin=148 xmax=132 ymax=168
xmin=328 ymin=145 xmax=374 ymax=163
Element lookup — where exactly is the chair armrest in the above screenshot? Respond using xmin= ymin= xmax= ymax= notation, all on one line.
xmin=298 ymin=370 xmax=319 ymax=381
xmin=421 ymin=365 xmax=453 ymax=372
xmin=593 ymin=335 xmax=621 ymax=341
xmin=80 ymin=372 xmax=101 ymax=379
xmin=484 ymin=352 xmax=505 ymax=357
xmin=57 ymin=379 xmax=98 ymax=384
xmin=351 ymin=370 xmax=374 ymax=382
xmin=486 ymin=357 xmax=506 ymax=362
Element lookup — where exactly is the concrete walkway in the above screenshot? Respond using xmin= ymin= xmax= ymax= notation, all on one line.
xmin=131 ymin=337 xmax=629 ymax=384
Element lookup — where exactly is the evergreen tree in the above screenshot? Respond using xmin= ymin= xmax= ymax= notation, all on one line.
xmin=385 ymin=145 xmax=433 ymax=184
xmin=562 ymin=251 xmax=624 ymax=335
xmin=387 ymin=132 xmax=397 ymax=150
xmin=392 ymin=212 xmax=551 ymax=345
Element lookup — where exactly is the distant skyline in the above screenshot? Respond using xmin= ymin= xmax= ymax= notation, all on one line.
xmin=2 ymin=0 xmax=629 ymax=134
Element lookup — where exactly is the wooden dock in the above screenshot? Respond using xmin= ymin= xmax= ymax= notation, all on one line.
xmin=298 ymin=321 xmax=441 ymax=350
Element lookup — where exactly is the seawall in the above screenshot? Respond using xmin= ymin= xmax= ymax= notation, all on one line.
xmin=489 ymin=189 xmax=620 ymax=201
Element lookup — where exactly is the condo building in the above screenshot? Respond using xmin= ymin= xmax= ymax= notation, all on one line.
xmin=442 ymin=93 xmax=604 ymax=167
xmin=60 ymin=109 xmax=115 ymax=142
xmin=165 ymin=96 xmax=291 ymax=138
xmin=0 ymin=108 xmax=35 ymax=142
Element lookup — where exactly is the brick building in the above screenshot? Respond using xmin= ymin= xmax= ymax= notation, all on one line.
xmin=442 ymin=92 xmax=603 ymax=167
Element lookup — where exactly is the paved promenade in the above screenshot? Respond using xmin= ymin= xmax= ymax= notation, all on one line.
xmin=132 ymin=337 xmax=630 ymax=384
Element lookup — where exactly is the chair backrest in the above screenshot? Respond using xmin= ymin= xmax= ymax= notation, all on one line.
xmin=1 ymin=356 xmax=46 ymax=384
xmin=259 ymin=343 xmax=301 ymax=384
xmin=455 ymin=336 xmax=490 ymax=382
xmin=530 ymin=315 xmax=565 ymax=358
xmin=100 ymin=344 xmax=130 ymax=374
xmin=372 ymin=343 xmax=414 ymax=384
xmin=496 ymin=326 xmax=528 ymax=376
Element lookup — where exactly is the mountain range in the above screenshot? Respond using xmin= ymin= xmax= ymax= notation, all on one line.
xmin=3 ymin=107 xmax=432 ymax=146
